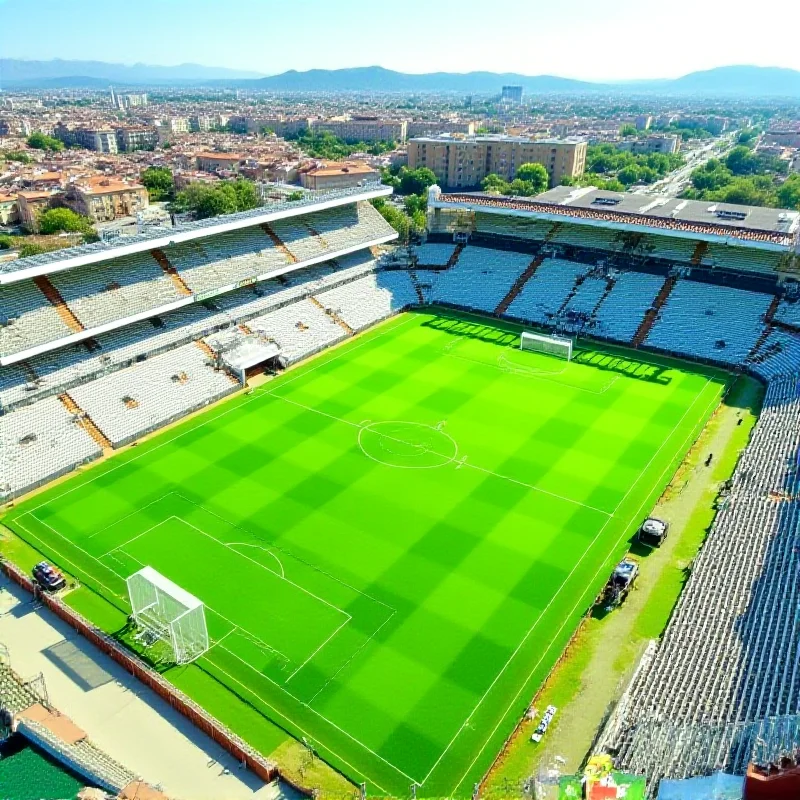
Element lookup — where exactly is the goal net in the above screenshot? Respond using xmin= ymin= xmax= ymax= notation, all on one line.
xmin=126 ymin=566 xmax=209 ymax=664
xmin=520 ymin=331 xmax=573 ymax=361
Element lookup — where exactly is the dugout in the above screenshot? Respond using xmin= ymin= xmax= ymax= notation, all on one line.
xmin=222 ymin=338 xmax=282 ymax=382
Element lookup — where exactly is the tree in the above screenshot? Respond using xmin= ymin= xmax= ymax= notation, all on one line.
xmin=777 ymin=175 xmax=800 ymax=211
xmin=514 ymin=163 xmax=549 ymax=194
xmin=27 ymin=132 xmax=64 ymax=152
xmin=617 ymin=165 xmax=642 ymax=186
xmin=398 ymin=167 xmax=437 ymax=196
xmin=725 ymin=146 xmax=760 ymax=176
xmin=38 ymin=208 xmax=94 ymax=235
xmin=371 ymin=198 xmax=410 ymax=242
xmin=170 ymin=178 xmax=261 ymax=220
xmin=619 ymin=124 xmax=638 ymax=137
xmin=5 ymin=151 xmax=32 ymax=164
xmin=403 ymin=194 xmax=427 ymax=216
xmin=140 ymin=167 xmax=175 ymax=201
xmin=481 ymin=173 xmax=510 ymax=194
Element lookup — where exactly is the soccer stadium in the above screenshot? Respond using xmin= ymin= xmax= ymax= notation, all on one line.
xmin=2 ymin=178 xmax=800 ymax=798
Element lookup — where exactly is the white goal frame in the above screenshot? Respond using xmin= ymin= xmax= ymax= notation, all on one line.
xmin=126 ymin=566 xmax=209 ymax=664
xmin=520 ymin=331 xmax=574 ymax=361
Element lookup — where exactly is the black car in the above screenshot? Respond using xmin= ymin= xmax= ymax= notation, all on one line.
xmin=32 ymin=561 xmax=66 ymax=591
xmin=638 ymin=517 xmax=669 ymax=546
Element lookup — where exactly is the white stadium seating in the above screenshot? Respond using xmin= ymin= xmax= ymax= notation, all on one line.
xmin=49 ymin=252 xmax=183 ymax=329
xmin=0 ymin=396 xmax=101 ymax=500
xmin=68 ymin=344 xmax=237 ymax=448
xmin=505 ymin=258 xmax=590 ymax=325
xmin=429 ymin=247 xmax=532 ymax=313
xmin=413 ymin=243 xmax=456 ymax=266
xmin=592 ymin=271 xmax=664 ymax=343
xmin=247 ymin=299 xmax=347 ymax=364
xmin=0 ymin=280 xmax=75 ymax=359
xmin=315 ymin=272 xmax=418 ymax=332
xmin=646 ymin=281 xmax=772 ymax=365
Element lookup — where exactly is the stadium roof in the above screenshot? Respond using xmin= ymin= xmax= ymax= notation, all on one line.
xmin=0 ymin=181 xmax=391 ymax=285
xmin=429 ymin=186 xmax=800 ymax=249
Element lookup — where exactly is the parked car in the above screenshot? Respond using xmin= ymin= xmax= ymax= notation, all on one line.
xmin=32 ymin=562 xmax=66 ymax=591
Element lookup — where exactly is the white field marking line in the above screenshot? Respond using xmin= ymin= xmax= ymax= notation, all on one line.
xmin=358 ymin=422 xmax=460 ymax=471
xmin=206 ymin=626 xmax=238 ymax=654
xmin=21 ymin=312 xmax=418 ymax=520
xmin=109 ymin=540 xmax=294 ymax=664
xmin=285 ymin=615 xmax=351 ymax=682
xmin=216 ymin=642 xmax=423 ymax=786
xmin=101 ymin=516 xmax=176 ymax=558
xmin=176 ymin=516 xmax=351 ymax=621
xmin=447 ymin=378 xmax=725 ymax=795
xmin=85 ymin=491 xmax=180 ymax=540
xmin=462 ymin=461 xmax=612 ymax=517
xmin=14 ymin=514 xmax=127 ymax=602
xmin=228 ymin=543 xmax=285 ymax=578
xmin=306 ymin=608 xmax=397 ymax=706
xmin=442 ymin=348 xmax=619 ymax=396
xmin=173 ymin=492 xmax=396 ymax=613
xmin=273 ymin=393 xmax=608 ymax=513
xmin=609 ymin=374 xmax=715 ymax=517
xmin=420 ymin=375 xmax=722 ymax=788
xmin=201 ymin=653 xmax=394 ymax=796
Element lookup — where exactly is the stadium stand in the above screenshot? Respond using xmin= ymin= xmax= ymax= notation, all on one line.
xmin=0 ymin=281 xmax=75 ymax=359
xmin=246 ymin=299 xmax=348 ymax=364
xmin=592 ymin=271 xmax=664 ymax=343
xmin=413 ymin=242 xmax=457 ymax=267
xmin=315 ymin=272 xmax=419 ymax=332
xmin=429 ymin=247 xmax=532 ymax=313
xmin=48 ymin=252 xmax=184 ymax=330
xmin=0 ymin=395 xmax=101 ymax=500
xmin=505 ymin=258 xmax=591 ymax=326
xmin=645 ymin=281 xmax=773 ymax=365
xmin=67 ymin=344 xmax=238 ymax=447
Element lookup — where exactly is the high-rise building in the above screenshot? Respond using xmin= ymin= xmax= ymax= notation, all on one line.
xmin=501 ymin=85 xmax=524 ymax=104
xmin=408 ymin=134 xmax=587 ymax=189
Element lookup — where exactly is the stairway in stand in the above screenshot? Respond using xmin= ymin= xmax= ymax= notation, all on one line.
xmin=748 ymin=295 xmax=782 ymax=361
xmin=261 ymin=224 xmax=298 ymax=264
xmin=409 ymin=271 xmax=426 ymax=305
xmin=555 ymin=273 xmax=588 ymax=316
xmin=632 ymin=274 xmax=677 ymax=347
xmin=446 ymin=243 xmax=465 ymax=269
xmin=494 ymin=253 xmax=545 ymax=316
xmin=58 ymin=393 xmax=112 ymax=449
xmin=310 ymin=295 xmax=354 ymax=335
xmin=151 ymin=249 xmax=192 ymax=295
xmin=691 ymin=241 xmax=709 ymax=266
xmin=33 ymin=276 xmax=84 ymax=332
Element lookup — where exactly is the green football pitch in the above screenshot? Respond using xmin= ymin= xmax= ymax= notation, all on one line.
xmin=4 ymin=309 xmax=729 ymax=797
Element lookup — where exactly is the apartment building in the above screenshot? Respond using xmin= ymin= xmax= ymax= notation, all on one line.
xmin=408 ymin=134 xmax=587 ymax=189
xmin=115 ymin=127 xmax=159 ymax=152
xmin=299 ymin=160 xmax=379 ymax=190
xmin=311 ymin=117 xmax=407 ymax=144
xmin=0 ymin=193 xmax=19 ymax=225
xmin=16 ymin=191 xmax=53 ymax=231
xmin=501 ymin=86 xmax=523 ymax=104
xmin=196 ymin=152 xmax=244 ymax=173
xmin=55 ymin=124 xmax=119 ymax=153
xmin=64 ymin=176 xmax=149 ymax=223
xmin=618 ymin=135 xmax=680 ymax=155
xmin=406 ymin=120 xmax=475 ymax=138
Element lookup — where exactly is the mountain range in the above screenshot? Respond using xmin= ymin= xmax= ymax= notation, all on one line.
xmin=2 ymin=60 xmax=800 ymax=95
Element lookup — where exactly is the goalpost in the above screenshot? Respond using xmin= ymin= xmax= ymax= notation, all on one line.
xmin=520 ymin=331 xmax=574 ymax=361
xmin=126 ymin=566 xmax=209 ymax=664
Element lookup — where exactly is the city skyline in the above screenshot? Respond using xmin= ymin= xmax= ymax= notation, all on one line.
xmin=2 ymin=0 xmax=800 ymax=82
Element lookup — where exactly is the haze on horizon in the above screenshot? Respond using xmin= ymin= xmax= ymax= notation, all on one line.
xmin=1 ymin=0 xmax=799 ymax=82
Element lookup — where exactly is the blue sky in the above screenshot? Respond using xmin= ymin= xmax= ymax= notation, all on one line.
xmin=1 ymin=0 xmax=799 ymax=81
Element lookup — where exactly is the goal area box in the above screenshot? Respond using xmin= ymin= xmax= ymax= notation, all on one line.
xmin=126 ymin=566 xmax=209 ymax=664
xmin=520 ymin=331 xmax=574 ymax=361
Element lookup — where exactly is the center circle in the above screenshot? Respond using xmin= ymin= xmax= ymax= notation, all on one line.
xmin=358 ymin=422 xmax=458 ymax=469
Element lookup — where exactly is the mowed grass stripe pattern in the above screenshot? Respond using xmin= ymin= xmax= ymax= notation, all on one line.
xmin=5 ymin=310 xmax=728 ymax=796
